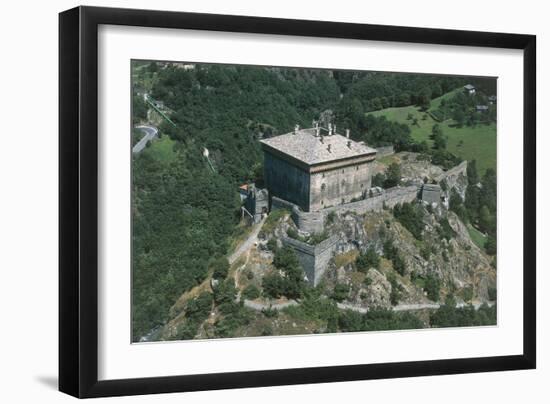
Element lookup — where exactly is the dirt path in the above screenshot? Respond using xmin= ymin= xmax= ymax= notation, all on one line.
xmin=393 ymin=303 xmax=441 ymax=311
xmin=228 ymin=217 xmax=266 ymax=265
xmin=234 ymin=251 xmax=251 ymax=301
xmin=243 ymin=299 xmax=299 ymax=311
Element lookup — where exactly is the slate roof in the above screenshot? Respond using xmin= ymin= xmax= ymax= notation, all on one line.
xmin=260 ymin=128 xmax=376 ymax=166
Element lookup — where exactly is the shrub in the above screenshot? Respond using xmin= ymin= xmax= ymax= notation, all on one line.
xmin=331 ymin=283 xmax=350 ymax=302
xmin=430 ymin=304 xmax=496 ymax=328
xmin=372 ymin=173 xmax=385 ymax=188
xmin=484 ymin=235 xmax=497 ymax=255
xmin=392 ymin=254 xmax=406 ymax=276
xmin=393 ymin=202 xmax=425 ymax=240
xmin=242 ymin=284 xmax=260 ymax=300
xmin=356 ymin=246 xmax=380 ymax=272
xmin=214 ymin=279 xmax=237 ymax=305
xmin=286 ymin=227 xmax=300 ymax=240
xmin=438 ymin=217 xmax=456 ymax=241
xmin=309 ymin=231 xmax=329 ymax=245
xmin=261 ymin=306 xmax=279 ymax=318
xmin=384 ymin=163 xmax=401 ymax=188
xmin=387 ymin=273 xmax=403 ymax=305
xmin=488 ymin=286 xmax=497 ymax=301
xmin=264 ymin=247 xmax=306 ymax=299
xmin=185 ymin=292 xmax=213 ymax=321
xmin=266 ymin=238 xmax=278 ymax=253
xmin=424 ymin=274 xmax=441 ymax=302
xmin=211 ymin=257 xmax=229 ymax=280
xmin=262 ymin=273 xmax=285 ymax=299
xmin=462 ymin=286 xmax=474 ymax=302
xmin=326 ymin=211 xmax=336 ymax=225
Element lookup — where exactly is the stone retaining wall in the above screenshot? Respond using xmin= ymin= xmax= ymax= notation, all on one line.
xmin=435 ymin=161 xmax=468 ymax=185
xmin=375 ymin=145 xmax=395 ymax=157
xmin=272 ymin=196 xmax=325 ymax=234
xmin=281 ymin=234 xmax=340 ymax=286
xmin=324 ymin=185 xmax=419 ymax=216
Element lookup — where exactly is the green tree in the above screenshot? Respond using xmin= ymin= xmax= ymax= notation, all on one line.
xmin=242 ymin=284 xmax=261 ymax=300
xmin=331 ymin=283 xmax=350 ymax=302
xmin=485 ymin=235 xmax=497 ymax=255
xmin=424 ymin=274 xmax=441 ymax=302
xmin=384 ymin=163 xmax=401 ymax=188
xmin=430 ymin=124 xmax=447 ymax=150
xmin=356 ymin=246 xmax=380 ymax=272
xmin=393 ymin=202 xmax=424 ymax=240
xmin=372 ymin=173 xmax=385 ymax=188
xmin=211 ymin=257 xmax=230 ymax=280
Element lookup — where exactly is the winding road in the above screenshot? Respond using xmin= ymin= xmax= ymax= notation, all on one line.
xmin=132 ymin=125 xmax=158 ymax=154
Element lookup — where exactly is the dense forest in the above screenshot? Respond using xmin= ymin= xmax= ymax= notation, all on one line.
xmin=132 ymin=61 xmax=494 ymax=339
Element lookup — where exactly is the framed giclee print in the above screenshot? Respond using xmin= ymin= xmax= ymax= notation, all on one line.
xmin=59 ymin=6 xmax=536 ymax=398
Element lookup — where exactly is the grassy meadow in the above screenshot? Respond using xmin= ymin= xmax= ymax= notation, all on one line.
xmin=368 ymin=89 xmax=496 ymax=174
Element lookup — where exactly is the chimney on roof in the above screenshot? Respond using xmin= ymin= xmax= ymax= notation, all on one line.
xmin=327 ymin=144 xmax=332 ymax=153
xmin=294 ymin=124 xmax=300 ymax=134
xmin=333 ymin=124 xmax=337 ymax=134
xmin=316 ymin=126 xmax=320 ymax=137
xmin=328 ymin=123 xmax=332 ymax=136
xmin=346 ymin=129 xmax=350 ymax=139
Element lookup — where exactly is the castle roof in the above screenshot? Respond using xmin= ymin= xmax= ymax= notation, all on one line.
xmin=260 ymin=128 xmax=376 ymax=166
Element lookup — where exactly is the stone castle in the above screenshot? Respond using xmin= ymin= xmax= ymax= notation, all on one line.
xmin=260 ymin=123 xmax=377 ymax=212
xmin=242 ymin=123 xmax=459 ymax=286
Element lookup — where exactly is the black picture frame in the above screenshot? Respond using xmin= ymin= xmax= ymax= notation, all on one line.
xmin=59 ymin=5 xmax=536 ymax=398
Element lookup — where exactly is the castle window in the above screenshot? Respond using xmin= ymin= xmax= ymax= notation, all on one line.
xmin=356 ymin=166 xmax=359 ymax=171
xmin=321 ymin=183 xmax=326 ymax=191
xmin=342 ymin=169 xmax=345 ymax=173
xmin=322 ymin=173 xmax=325 ymax=178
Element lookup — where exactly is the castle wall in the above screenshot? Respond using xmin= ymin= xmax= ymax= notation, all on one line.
xmin=375 ymin=145 xmax=395 ymax=157
xmin=281 ymin=234 xmax=340 ymax=286
xmin=271 ymin=196 xmax=325 ymax=234
xmin=323 ymin=185 xmax=419 ymax=215
xmin=435 ymin=161 xmax=468 ymax=187
xmin=264 ymin=152 xmax=310 ymax=211
xmin=309 ymin=160 xmax=374 ymax=211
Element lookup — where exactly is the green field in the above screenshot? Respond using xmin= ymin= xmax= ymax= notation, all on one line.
xmin=368 ymin=89 xmax=496 ymax=174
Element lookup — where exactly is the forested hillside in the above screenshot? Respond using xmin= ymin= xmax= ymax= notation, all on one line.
xmin=132 ymin=61 xmax=491 ymax=340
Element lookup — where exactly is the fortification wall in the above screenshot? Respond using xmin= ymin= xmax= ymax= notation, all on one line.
xmin=282 ymin=234 xmax=340 ymax=286
xmin=323 ymin=185 xmax=419 ymax=216
xmin=435 ymin=161 xmax=468 ymax=185
xmin=272 ymin=161 xmax=465 ymax=233
xmin=272 ymin=186 xmax=419 ymax=233
xmin=272 ymin=196 xmax=325 ymax=234
xmin=375 ymin=145 xmax=395 ymax=157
